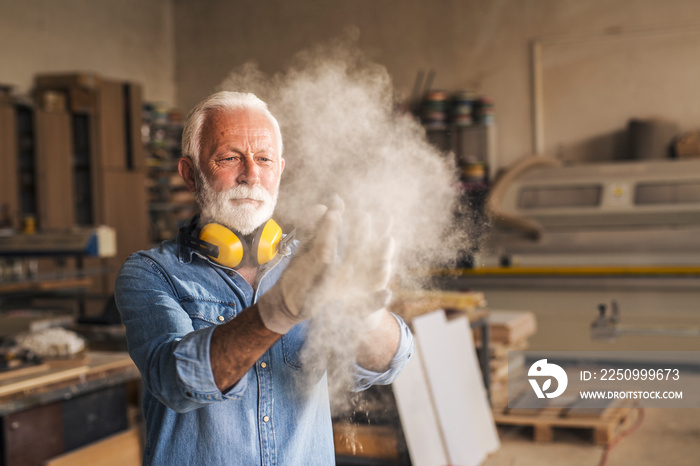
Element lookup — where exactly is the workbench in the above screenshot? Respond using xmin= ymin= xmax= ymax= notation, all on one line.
xmin=0 ymin=351 xmax=140 ymax=465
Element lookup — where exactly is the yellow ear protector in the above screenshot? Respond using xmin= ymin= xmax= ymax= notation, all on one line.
xmin=186 ymin=219 xmax=284 ymax=269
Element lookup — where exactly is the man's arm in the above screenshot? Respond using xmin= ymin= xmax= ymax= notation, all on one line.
xmin=209 ymin=304 xmax=281 ymax=391
xmin=211 ymin=302 xmax=403 ymax=392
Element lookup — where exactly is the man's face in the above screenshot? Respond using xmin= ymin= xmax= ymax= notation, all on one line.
xmin=193 ymin=108 xmax=285 ymax=235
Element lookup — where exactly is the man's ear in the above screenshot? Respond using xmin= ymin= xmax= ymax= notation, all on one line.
xmin=178 ymin=157 xmax=198 ymax=192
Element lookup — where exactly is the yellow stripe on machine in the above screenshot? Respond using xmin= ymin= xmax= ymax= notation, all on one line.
xmin=436 ymin=266 xmax=700 ymax=276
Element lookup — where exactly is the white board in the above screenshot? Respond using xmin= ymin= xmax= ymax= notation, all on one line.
xmin=446 ymin=315 xmax=501 ymax=456
xmin=413 ymin=310 xmax=486 ymax=466
xmin=391 ymin=344 xmax=448 ymax=466
xmin=396 ymin=310 xmax=501 ymax=466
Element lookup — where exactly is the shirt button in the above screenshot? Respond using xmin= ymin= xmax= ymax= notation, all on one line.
xmin=260 ymin=362 xmax=267 ymax=368
xmin=263 ymin=416 xmax=270 ymax=423
xmin=218 ymin=316 xmax=225 ymax=322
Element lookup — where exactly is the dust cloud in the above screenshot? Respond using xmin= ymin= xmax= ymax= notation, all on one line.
xmin=218 ymin=32 xmax=475 ymax=407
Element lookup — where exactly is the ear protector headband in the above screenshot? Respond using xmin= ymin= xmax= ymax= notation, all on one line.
xmin=184 ymin=219 xmax=284 ymax=269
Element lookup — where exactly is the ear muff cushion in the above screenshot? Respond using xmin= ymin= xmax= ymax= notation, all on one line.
xmin=255 ymin=219 xmax=283 ymax=265
xmin=199 ymin=223 xmax=245 ymax=268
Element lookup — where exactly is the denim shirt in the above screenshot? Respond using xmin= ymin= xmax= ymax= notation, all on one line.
xmin=114 ymin=221 xmax=414 ymax=466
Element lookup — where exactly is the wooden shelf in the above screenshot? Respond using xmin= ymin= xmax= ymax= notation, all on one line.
xmin=0 ymin=276 xmax=92 ymax=294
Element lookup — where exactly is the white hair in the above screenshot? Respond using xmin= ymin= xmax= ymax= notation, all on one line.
xmin=181 ymin=91 xmax=283 ymax=165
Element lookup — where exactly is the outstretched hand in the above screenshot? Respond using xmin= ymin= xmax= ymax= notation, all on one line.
xmin=258 ymin=195 xmax=396 ymax=335
xmin=257 ymin=196 xmax=345 ymax=334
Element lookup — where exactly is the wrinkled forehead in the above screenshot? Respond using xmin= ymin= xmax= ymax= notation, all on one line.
xmin=203 ymin=108 xmax=282 ymax=153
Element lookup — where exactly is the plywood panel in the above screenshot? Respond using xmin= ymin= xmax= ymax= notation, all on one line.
xmin=413 ymin=311 xmax=486 ymax=466
xmin=96 ymin=80 xmax=127 ymax=171
xmin=100 ymin=169 xmax=150 ymax=291
xmin=411 ymin=310 xmax=500 ymax=466
xmin=391 ymin=344 xmax=448 ymax=466
xmin=446 ymin=315 xmax=500 ymax=455
xmin=0 ymin=105 xmax=19 ymax=228
xmin=126 ymin=83 xmax=145 ymax=171
xmin=34 ymin=109 xmax=75 ymax=229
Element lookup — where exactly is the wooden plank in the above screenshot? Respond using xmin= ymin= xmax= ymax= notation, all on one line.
xmin=95 ymin=79 xmax=145 ymax=171
xmin=565 ymin=398 xmax=621 ymax=419
xmin=494 ymin=412 xmax=575 ymax=428
xmin=493 ymin=404 xmax=631 ymax=430
xmin=0 ymin=352 xmax=136 ymax=399
xmin=479 ymin=338 xmax=529 ymax=357
xmin=391 ymin=340 xmax=448 ymax=466
xmin=473 ymin=310 xmax=537 ymax=345
xmin=0 ymin=276 xmax=92 ymax=294
xmin=0 ymin=104 xmax=19 ymax=229
xmin=333 ymin=423 xmax=399 ymax=460
xmin=504 ymin=389 xmax=550 ymax=417
xmin=0 ymin=365 xmax=89 ymax=397
xmin=45 ymin=427 xmax=142 ymax=466
xmin=125 ymin=83 xmax=145 ymax=170
xmin=446 ymin=314 xmax=501 ymax=456
xmin=390 ymin=290 xmax=486 ymax=322
xmin=96 ymin=80 xmax=127 ymax=170
xmin=413 ymin=310 xmax=496 ymax=466
xmin=84 ymin=351 xmax=137 ymax=373
xmin=100 ymin=169 xmax=150 ymax=292
xmin=34 ymin=109 xmax=75 ymax=229
xmin=0 ymin=363 xmax=50 ymax=381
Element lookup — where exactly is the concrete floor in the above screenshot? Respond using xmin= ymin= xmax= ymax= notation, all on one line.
xmin=482 ymin=407 xmax=700 ymax=466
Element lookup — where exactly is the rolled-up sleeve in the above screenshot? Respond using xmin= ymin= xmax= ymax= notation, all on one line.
xmin=114 ymin=253 xmax=246 ymax=413
xmin=353 ymin=313 xmax=414 ymax=391
xmin=174 ymin=326 xmax=248 ymax=401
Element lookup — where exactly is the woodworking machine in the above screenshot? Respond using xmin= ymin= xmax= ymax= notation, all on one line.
xmin=478 ymin=158 xmax=700 ymax=270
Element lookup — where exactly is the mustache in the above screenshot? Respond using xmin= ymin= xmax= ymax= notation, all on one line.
xmin=194 ymin=169 xmax=270 ymax=203
xmin=225 ymin=185 xmax=271 ymax=202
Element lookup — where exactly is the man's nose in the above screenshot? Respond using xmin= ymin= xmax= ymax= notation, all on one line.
xmin=237 ymin=157 xmax=260 ymax=185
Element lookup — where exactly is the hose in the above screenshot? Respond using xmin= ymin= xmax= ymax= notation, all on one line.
xmin=485 ymin=155 xmax=561 ymax=240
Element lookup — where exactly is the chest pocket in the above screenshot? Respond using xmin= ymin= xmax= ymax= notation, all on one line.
xmin=180 ymin=299 xmax=238 ymax=330
xmin=281 ymin=322 xmax=309 ymax=370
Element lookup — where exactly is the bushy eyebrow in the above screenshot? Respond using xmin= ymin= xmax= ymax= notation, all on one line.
xmin=212 ymin=144 xmax=278 ymax=159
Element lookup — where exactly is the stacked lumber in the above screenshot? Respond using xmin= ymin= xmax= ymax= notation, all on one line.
xmin=389 ymin=289 xmax=487 ymax=322
xmin=472 ymin=310 xmax=537 ymax=410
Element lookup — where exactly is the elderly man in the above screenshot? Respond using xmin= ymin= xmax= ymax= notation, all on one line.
xmin=115 ymin=91 xmax=413 ymax=465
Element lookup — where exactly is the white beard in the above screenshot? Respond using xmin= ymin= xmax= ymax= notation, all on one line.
xmin=195 ymin=171 xmax=278 ymax=235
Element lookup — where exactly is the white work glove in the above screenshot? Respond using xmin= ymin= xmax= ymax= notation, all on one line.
xmin=363 ymin=234 xmax=394 ymax=330
xmin=257 ymin=198 xmax=344 ymax=334
xmin=330 ymin=210 xmax=395 ymax=330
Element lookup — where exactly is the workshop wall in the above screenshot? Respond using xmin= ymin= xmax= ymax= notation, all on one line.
xmin=173 ymin=0 xmax=700 ymax=171
xmin=0 ymin=0 xmax=176 ymax=105
xmin=3 ymin=1 xmax=700 ymax=172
